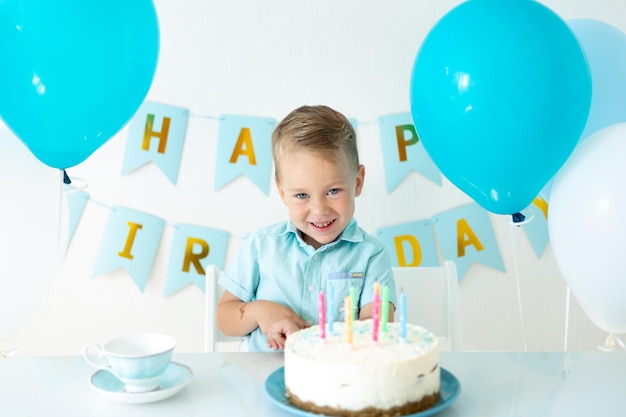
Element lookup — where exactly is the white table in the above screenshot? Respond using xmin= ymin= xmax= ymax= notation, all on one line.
xmin=1 ymin=351 xmax=625 ymax=416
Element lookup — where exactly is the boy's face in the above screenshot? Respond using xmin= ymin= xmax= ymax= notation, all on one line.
xmin=276 ymin=149 xmax=364 ymax=249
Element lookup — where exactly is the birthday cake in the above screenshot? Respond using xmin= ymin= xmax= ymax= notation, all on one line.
xmin=284 ymin=319 xmax=440 ymax=417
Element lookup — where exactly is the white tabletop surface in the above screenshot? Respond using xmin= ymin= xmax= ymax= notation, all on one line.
xmin=1 ymin=351 xmax=625 ymax=416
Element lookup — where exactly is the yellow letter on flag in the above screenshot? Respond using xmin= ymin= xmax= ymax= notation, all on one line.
xmin=395 ymin=124 xmax=419 ymax=162
xmin=118 ymin=221 xmax=143 ymax=260
xmin=393 ymin=234 xmax=422 ymax=266
xmin=182 ymin=237 xmax=209 ymax=274
xmin=456 ymin=218 xmax=484 ymax=257
xmin=142 ymin=113 xmax=171 ymax=154
xmin=229 ymin=127 xmax=257 ymax=165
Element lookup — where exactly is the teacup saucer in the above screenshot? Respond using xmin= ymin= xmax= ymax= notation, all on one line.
xmin=89 ymin=362 xmax=193 ymax=404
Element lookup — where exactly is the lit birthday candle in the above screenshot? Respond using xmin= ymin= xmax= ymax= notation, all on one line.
xmin=318 ymin=291 xmax=326 ymax=341
xmin=327 ymin=286 xmax=334 ymax=334
xmin=399 ymin=289 xmax=407 ymax=342
xmin=372 ymin=283 xmax=380 ymax=343
xmin=345 ymin=296 xmax=353 ymax=344
xmin=381 ymin=286 xmax=389 ymax=334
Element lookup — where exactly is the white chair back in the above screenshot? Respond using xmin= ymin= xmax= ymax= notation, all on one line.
xmin=392 ymin=260 xmax=462 ymax=351
xmin=205 ymin=265 xmax=244 ymax=352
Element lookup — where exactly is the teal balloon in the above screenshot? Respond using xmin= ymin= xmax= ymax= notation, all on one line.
xmin=0 ymin=0 xmax=159 ymax=169
xmin=410 ymin=0 xmax=591 ymax=215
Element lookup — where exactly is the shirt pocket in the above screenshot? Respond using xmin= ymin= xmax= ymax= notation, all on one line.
xmin=326 ymin=272 xmax=365 ymax=321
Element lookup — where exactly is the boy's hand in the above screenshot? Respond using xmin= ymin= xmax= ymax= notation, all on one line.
xmin=250 ymin=301 xmax=308 ymax=350
xmin=265 ymin=318 xmax=307 ymax=350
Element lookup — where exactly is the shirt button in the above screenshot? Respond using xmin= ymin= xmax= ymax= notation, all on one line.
xmin=308 ymin=285 xmax=315 ymax=292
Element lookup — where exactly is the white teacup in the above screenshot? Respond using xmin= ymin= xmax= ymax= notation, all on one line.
xmin=83 ymin=333 xmax=176 ymax=393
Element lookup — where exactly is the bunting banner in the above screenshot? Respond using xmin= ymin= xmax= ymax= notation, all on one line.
xmin=93 ymin=205 xmax=165 ymax=292
xmin=214 ymin=114 xmax=276 ymax=194
xmin=164 ymin=223 xmax=230 ymax=297
xmin=65 ymin=188 xmax=89 ymax=253
xmin=376 ymin=219 xmax=439 ymax=267
xmin=65 ymin=102 xmax=555 ymax=296
xmin=432 ymin=202 xmax=505 ymax=278
xmin=378 ymin=112 xmax=442 ymax=192
xmin=122 ymin=101 xmax=190 ymax=184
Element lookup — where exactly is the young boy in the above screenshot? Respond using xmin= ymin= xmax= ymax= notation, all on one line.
xmin=216 ymin=105 xmax=396 ymax=351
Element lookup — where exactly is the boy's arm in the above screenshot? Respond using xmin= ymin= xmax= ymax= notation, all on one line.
xmin=216 ymin=291 xmax=309 ymax=349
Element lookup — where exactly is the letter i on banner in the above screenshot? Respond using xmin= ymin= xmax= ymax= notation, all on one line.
xmin=122 ymin=101 xmax=190 ymax=185
xmin=378 ymin=112 xmax=442 ymax=192
xmin=164 ymin=223 xmax=229 ymax=297
xmin=214 ymin=114 xmax=276 ymax=194
xmin=93 ymin=205 xmax=165 ymax=292
xmin=376 ymin=220 xmax=439 ymax=267
xmin=432 ymin=202 xmax=505 ymax=280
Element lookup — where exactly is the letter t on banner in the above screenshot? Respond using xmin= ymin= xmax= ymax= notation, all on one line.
xmin=93 ymin=205 xmax=165 ymax=292
xmin=122 ymin=101 xmax=189 ymax=185
xmin=214 ymin=114 xmax=276 ymax=194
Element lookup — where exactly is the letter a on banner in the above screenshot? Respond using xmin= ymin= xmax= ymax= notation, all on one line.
xmin=122 ymin=101 xmax=189 ymax=184
xmin=93 ymin=205 xmax=165 ymax=292
xmin=164 ymin=223 xmax=229 ymax=296
xmin=432 ymin=202 xmax=505 ymax=280
xmin=214 ymin=114 xmax=276 ymax=194
xmin=378 ymin=112 xmax=442 ymax=192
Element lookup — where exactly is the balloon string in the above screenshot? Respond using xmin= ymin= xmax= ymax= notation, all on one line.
xmin=509 ymin=223 xmax=528 ymax=351
xmin=564 ymin=285 xmax=571 ymax=351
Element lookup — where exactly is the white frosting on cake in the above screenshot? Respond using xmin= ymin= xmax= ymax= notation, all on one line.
xmin=284 ymin=319 xmax=439 ymax=413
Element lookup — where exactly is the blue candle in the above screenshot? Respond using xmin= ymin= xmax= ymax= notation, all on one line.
xmin=400 ymin=290 xmax=407 ymax=342
xmin=327 ymin=286 xmax=334 ymax=333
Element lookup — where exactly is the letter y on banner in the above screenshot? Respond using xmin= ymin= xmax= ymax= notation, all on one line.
xmin=122 ymin=101 xmax=189 ymax=184
xmin=93 ymin=205 xmax=165 ymax=292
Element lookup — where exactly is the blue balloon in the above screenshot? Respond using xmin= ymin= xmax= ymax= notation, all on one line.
xmin=0 ymin=1 xmax=159 ymax=169
xmin=569 ymin=19 xmax=626 ymax=142
xmin=410 ymin=0 xmax=591 ymax=215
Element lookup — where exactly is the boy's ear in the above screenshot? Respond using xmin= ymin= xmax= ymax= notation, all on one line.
xmin=354 ymin=165 xmax=365 ymax=197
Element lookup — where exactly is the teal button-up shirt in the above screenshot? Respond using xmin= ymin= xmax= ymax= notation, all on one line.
xmin=219 ymin=218 xmax=397 ymax=352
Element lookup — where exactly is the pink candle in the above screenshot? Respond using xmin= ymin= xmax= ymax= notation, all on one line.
xmin=318 ymin=291 xmax=326 ymax=341
xmin=372 ymin=290 xmax=380 ymax=343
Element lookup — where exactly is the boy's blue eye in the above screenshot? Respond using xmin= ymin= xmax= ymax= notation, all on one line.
xmin=296 ymin=193 xmax=308 ymax=199
xmin=328 ymin=188 xmax=339 ymax=195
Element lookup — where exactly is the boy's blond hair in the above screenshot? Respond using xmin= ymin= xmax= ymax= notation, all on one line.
xmin=271 ymin=105 xmax=359 ymax=180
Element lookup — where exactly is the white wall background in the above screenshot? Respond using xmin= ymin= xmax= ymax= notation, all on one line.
xmin=2 ymin=0 xmax=625 ymax=356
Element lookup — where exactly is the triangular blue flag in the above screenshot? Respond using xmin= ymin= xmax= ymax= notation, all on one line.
xmin=93 ymin=206 xmax=165 ymax=292
xmin=164 ymin=223 xmax=229 ymax=297
xmin=214 ymin=114 xmax=275 ymax=194
xmin=122 ymin=101 xmax=189 ymax=185
xmin=65 ymin=189 xmax=89 ymax=253
xmin=378 ymin=112 xmax=442 ymax=192
xmin=376 ymin=219 xmax=439 ymax=267
xmin=432 ymin=203 xmax=505 ymax=280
